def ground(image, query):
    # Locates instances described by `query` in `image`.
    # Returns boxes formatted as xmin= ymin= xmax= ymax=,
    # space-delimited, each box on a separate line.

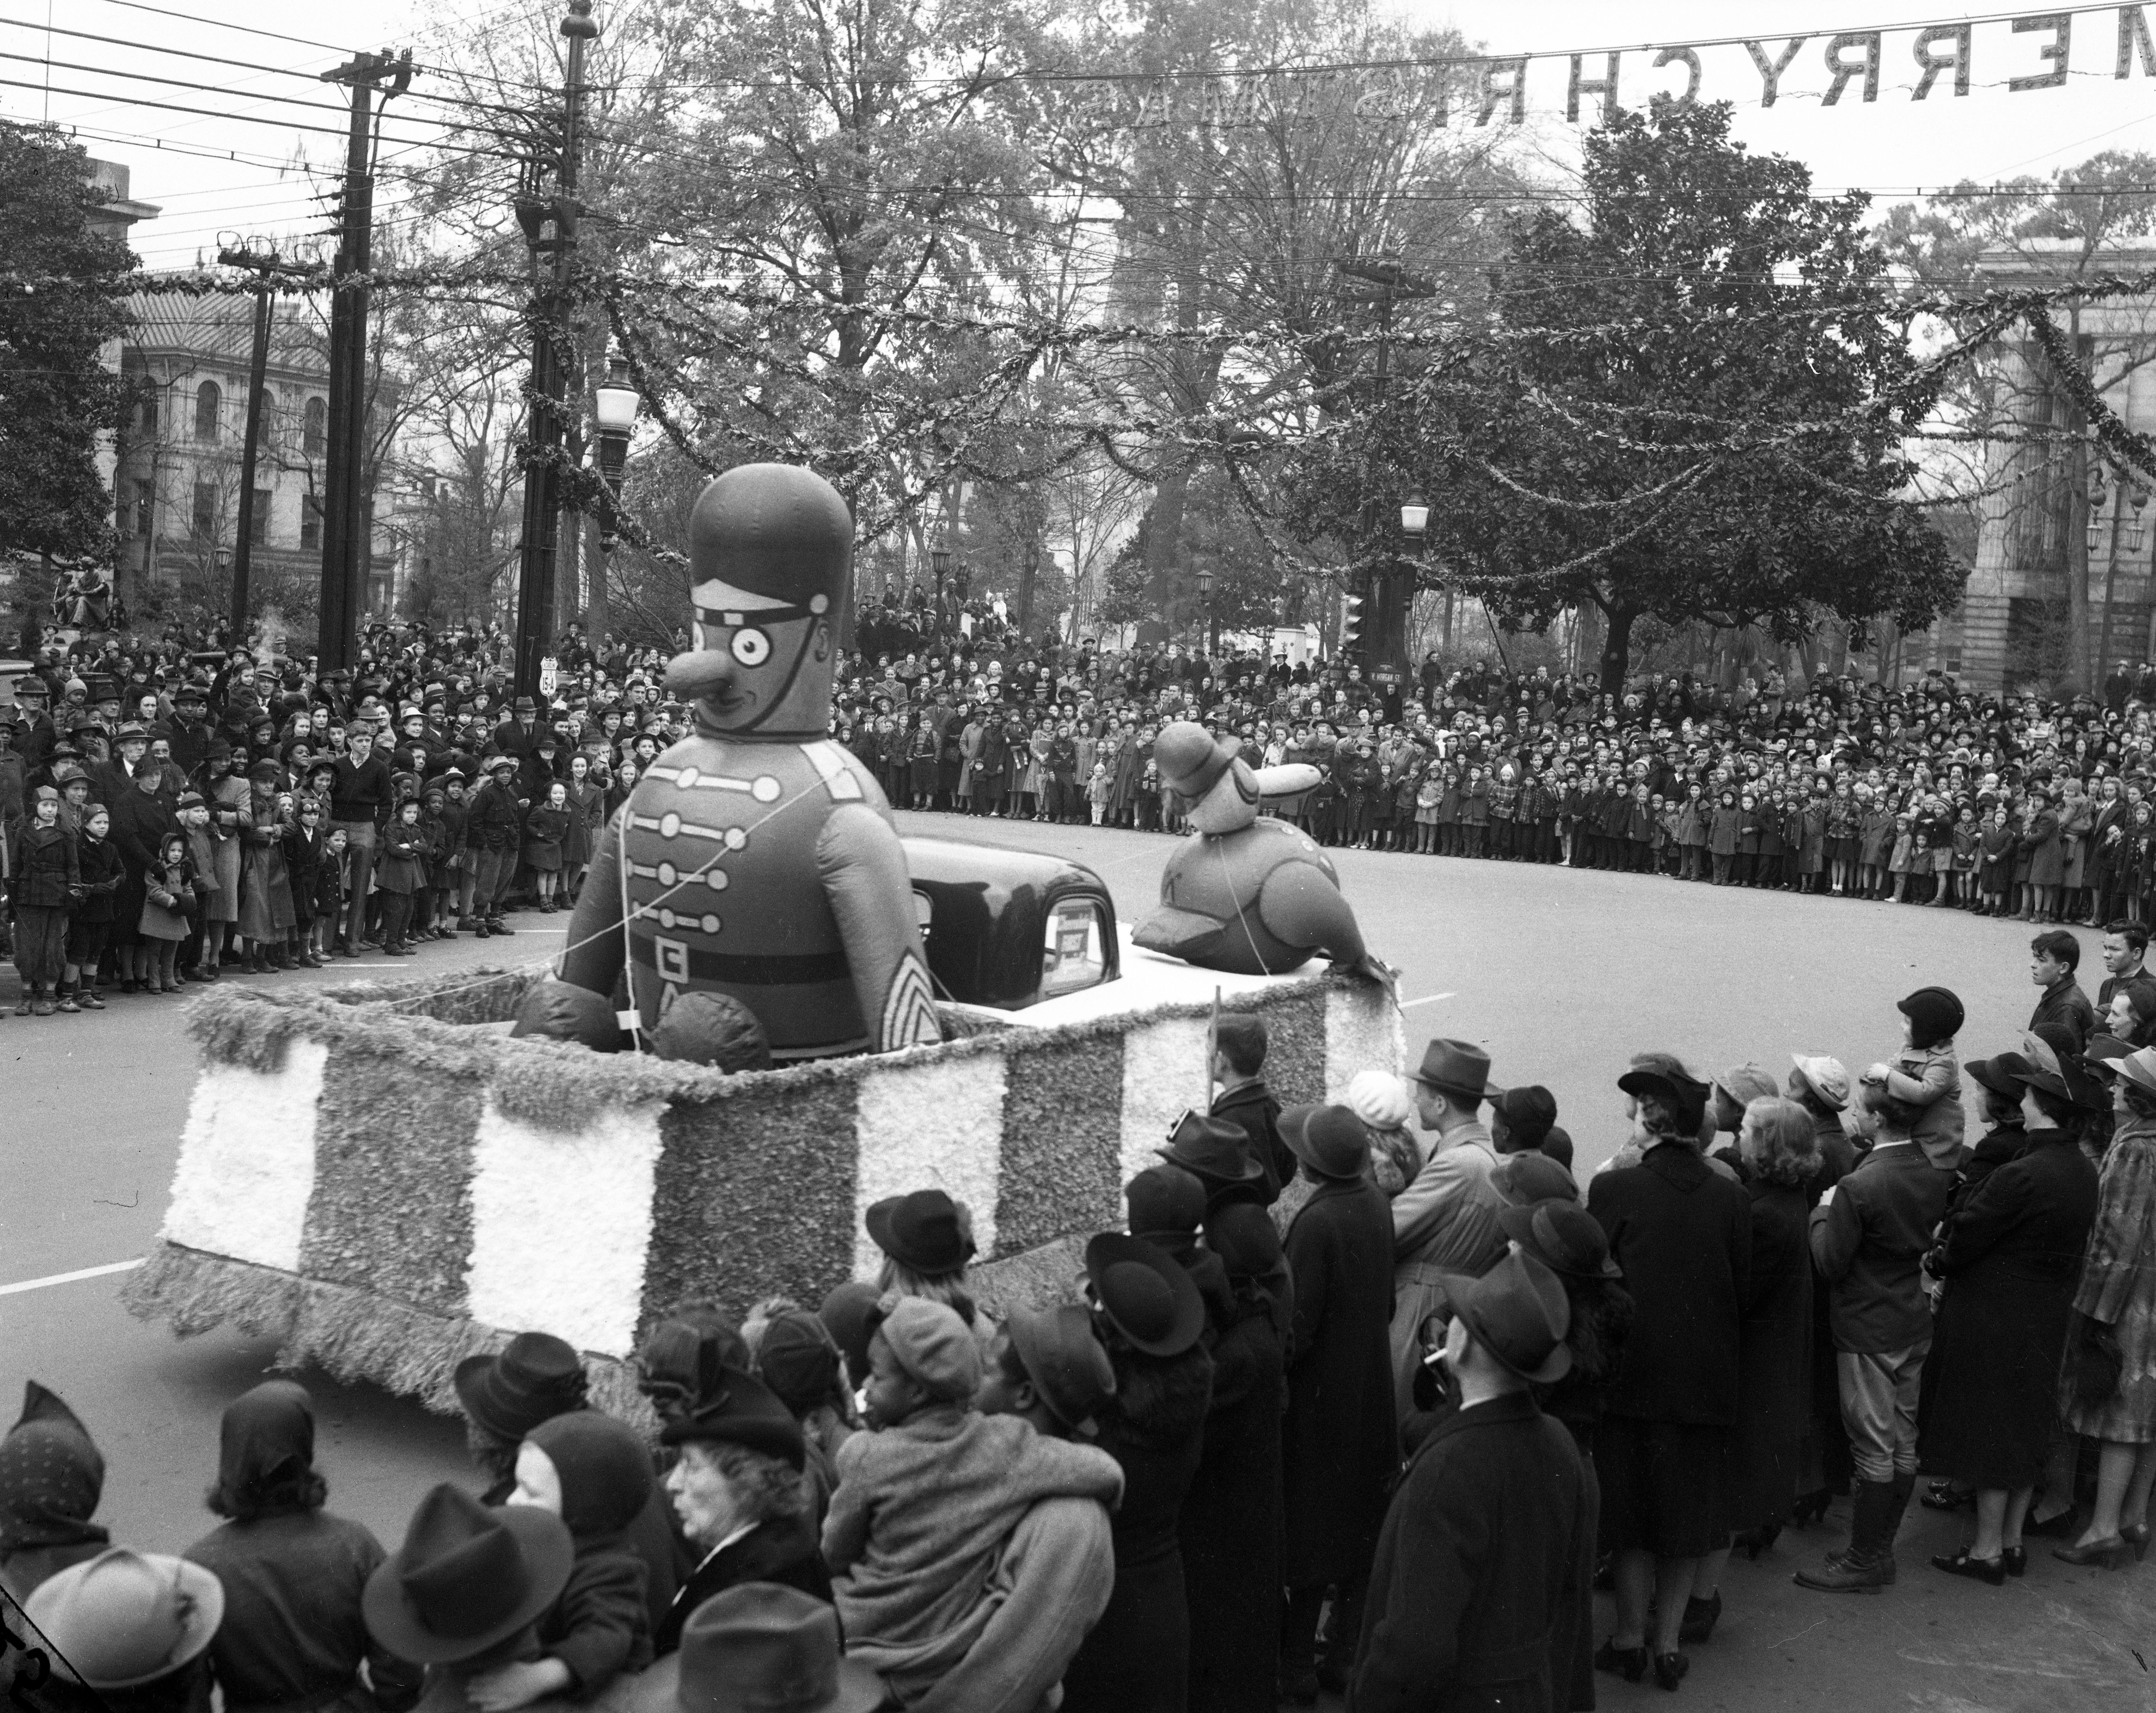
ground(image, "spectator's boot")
xmin=487 ymin=916 xmax=514 ymax=936
xmin=55 ymin=982 xmax=80 ymax=1015
xmin=1794 ymin=1479 xmax=1898 ymax=1592
xmin=79 ymin=986 xmax=106 ymax=1010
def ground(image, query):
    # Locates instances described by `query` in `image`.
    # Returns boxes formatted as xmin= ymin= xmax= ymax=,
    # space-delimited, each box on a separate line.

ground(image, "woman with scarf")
xmin=202 ymin=741 xmax=249 ymax=973
xmin=107 ymin=757 xmax=176 ymax=993
xmin=236 ymin=761 xmax=296 ymax=972
xmin=0 ymin=1383 xmax=109 ymax=1603
xmin=183 ymin=1381 xmax=421 ymax=1713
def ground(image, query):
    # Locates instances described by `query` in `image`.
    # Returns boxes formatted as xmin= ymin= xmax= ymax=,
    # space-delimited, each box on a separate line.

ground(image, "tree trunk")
xmin=1598 ymin=603 xmax=1636 ymax=695
xmin=2061 ymin=311 xmax=2094 ymax=694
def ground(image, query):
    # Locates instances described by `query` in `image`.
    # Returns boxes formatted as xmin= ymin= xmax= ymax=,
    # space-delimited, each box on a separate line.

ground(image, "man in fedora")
xmin=627 ymin=1584 xmax=883 ymax=1713
xmin=1353 ymin=1247 xmax=1590 ymax=1713
xmin=1157 ymin=1111 xmax=1268 ymax=1214
xmin=1277 ymin=1104 xmax=1396 ymax=1704
xmin=1388 ymin=1038 xmax=1508 ymax=1419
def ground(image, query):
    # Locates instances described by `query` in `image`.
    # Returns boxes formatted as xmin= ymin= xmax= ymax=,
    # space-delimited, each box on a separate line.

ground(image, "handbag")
xmin=2068 ymin=1310 xmax=2125 ymax=1412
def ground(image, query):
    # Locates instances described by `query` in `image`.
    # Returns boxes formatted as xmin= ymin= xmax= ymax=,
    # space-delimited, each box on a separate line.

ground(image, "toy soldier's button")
xmin=658 ymin=861 xmax=679 ymax=886
xmin=705 ymin=869 xmax=729 ymax=891
xmin=700 ymin=914 xmax=722 ymax=935
xmin=724 ymin=827 xmax=747 ymax=850
xmin=659 ymin=908 xmax=679 ymax=928
xmin=752 ymin=775 xmax=782 ymax=803
xmin=660 ymin=812 xmax=682 ymax=839
xmin=677 ymin=766 xmax=700 ymax=789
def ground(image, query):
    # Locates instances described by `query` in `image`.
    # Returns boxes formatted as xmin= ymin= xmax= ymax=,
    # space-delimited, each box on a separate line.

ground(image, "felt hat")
xmin=1202 ymin=1200 xmax=1284 ymax=1282
xmin=485 ymin=754 xmax=516 ymax=777
xmin=525 ymin=1411 xmax=654 ymax=1543
xmin=1789 ymin=1053 xmax=1851 ymax=1112
xmin=25 ymin=1548 xmax=224 ymax=1689
xmin=1277 ymin=1103 xmax=1369 ymax=1181
xmin=1152 ymin=720 xmax=1243 ymax=800
xmin=1489 ymin=1151 xmax=1578 ymax=1207
xmin=360 ymin=1484 xmax=573 ymax=1666
xmin=1004 ymin=1304 xmax=1116 ymax=1437
xmin=513 ymin=696 xmax=537 ymax=714
xmin=2115 ymin=1046 xmax=2156 ymax=1099
xmin=754 ymin=1311 xmax=842 ymax=1414
xmin=818 ymin=1282 xmax=882 ymax=1383
xmin=1898 ymin=985 xmax=1966 ymax=1051
xmin=1710 ymin=1063 xmax=1779 ymax=1122
xmin=864 ymin=1189 xmax=975 ymax=1274
xmin=1156 ymin=1111 xmax=1263 ymax=1186
xmin=621 ymin=1582 xmax=884 ymax=1713
xmin=112 ymin=721 xmax=148 ymax=743
xmin=1125 ymin=1164 xmax=1206 ymax=1239
xmin=1436 ymin=1247 xmax=1573 ymax=1384
xmin=1085 ymin=1232 xmax=1205 ymax=1357
xmin=1413 ymin=1038 xmax=1494 ymax=1103
xmin=657 ymin=1365 xmax=807 ymax=1468
xmin=1345 ymin=1069 xmax=1413 ymax=1130
xmin=14 ymin=675 xmax=48 ymax=698
xmin=452 ymin=1332 xmax=588 ymax=1441
xmin=247 ymin=760 xmax=282 ymax=785
xmin=1499 ymin=1200 xmax=1621 ymax=1280
xmin=1491 ymin=1084 xmax=1558 ymax=1149
xmin=32 ymin=784 xmax=57 ymax=804
xmin=872 ymin=1296 xmax=981 ymax=1400
xmin=1964 ymin=1052 xmax=2037 ymax=1102
xmin=1617 ymin=1064 xmax=1711 ymax=1136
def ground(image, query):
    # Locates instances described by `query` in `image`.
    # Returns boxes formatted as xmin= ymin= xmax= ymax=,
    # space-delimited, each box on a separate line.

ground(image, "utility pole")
xmin=317 ymin=48 xmax=411 ymax=673
xmin=512 ymin=0 xmax=598 ymax=701
xmin=219 ymin=241 xmax=312 ymax=635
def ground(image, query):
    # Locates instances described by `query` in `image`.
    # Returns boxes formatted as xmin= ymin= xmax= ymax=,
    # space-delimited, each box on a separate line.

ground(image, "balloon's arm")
xmin=817 ymin=802 xmax=941 ymax=1051
xmin=557 ymin=807 xmax=628 ymax=998
xmin=1254 ymin=762 xmax=1322 ymax=816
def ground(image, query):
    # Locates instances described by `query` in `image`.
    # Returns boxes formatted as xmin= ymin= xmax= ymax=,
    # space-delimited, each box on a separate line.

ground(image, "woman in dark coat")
xmin=1687 ymin=1098 xmax=1819 ymax=1641
xmin=1180 ymin=1204 xmax=1288 ymax=1713
xmin=1279 ymin=1104 xmax=1398 ymax=1702
xmin=1063 ymin=1235 xmax=1213 ymax=1713
xmin=107 ymin=760 xmax=176 ymax=992
xmin=1917 ymin=1060 xmax=2100 ymax=1580
xmin=1584 ymin=1065 xmax=1751 ymax=1692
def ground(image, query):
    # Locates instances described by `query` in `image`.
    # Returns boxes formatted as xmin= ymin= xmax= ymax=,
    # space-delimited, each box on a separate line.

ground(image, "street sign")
xmin=538 ymin=656 xmax=559 ymax=697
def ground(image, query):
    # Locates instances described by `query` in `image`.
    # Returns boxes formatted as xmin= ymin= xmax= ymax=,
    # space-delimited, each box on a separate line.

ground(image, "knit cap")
xmin=1345 ymin=1069 xmax=1413 ymax=1130
xmin=1898 ymin=985 xmax=1965 ymax=1050
xmin=874 ymin=1296 xmax=980 ymax=1402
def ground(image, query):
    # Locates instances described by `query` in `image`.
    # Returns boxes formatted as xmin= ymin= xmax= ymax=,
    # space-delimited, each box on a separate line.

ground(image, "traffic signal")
xmin=1340 ymin=587 xmax=1365 ymax=655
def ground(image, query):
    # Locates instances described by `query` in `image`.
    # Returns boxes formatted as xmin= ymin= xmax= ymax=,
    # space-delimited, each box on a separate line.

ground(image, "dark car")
xmin=901 ymin=835 xmax=1120 ymax=1011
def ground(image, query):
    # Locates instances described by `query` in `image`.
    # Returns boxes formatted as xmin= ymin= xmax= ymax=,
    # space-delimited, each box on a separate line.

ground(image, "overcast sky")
xmin=9 ymin=2 xmax=2156 ymax=274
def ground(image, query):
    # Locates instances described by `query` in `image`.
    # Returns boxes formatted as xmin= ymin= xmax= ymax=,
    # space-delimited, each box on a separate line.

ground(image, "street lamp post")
xmin=1196 ymin=565 xmax=1216 ymax=656
xmin=591 ymin=353 xmax=639 ymax=555
xmin=1397 ymin=497 xmax=1433 ymax=671
xmin=931 ymin=546 xmax=951 ymax=632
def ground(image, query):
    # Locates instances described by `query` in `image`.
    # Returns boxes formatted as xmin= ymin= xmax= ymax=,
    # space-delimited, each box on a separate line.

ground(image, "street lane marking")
xmin=1400 ymin=991 xmax=1456 ymax=1009
xmin=0 ymin=1259 xmax=143 ymax=1296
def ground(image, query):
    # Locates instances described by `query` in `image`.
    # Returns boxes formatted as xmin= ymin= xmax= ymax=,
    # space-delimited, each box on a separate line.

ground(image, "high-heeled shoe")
xmin=1677 ymin=1592 xmax=1721 ymax=1644
xmin=1931 ymin=1549 xmax=2005 ymax=1585
xmin=1921 ymin=1480 xmax=1972 ymax=1511
xmin=1790 ymin=1489 xmax=1833 ymax=1527
xmin=2001 ymin=1546 xmax=2027 ymax=1578
xmin=1738 ymin=1523 xmax=1781 ymax=1560
xmin=1653 ymin=1651 xmax=1690 ymax=1691
xmin=2125 ymin=1522 xmax=2152 ymax=1562
xmin=1593 ymin=1640 xmax=1647 ymax=1683
xmin=2052 ymin=1535 xmax=2134 ymax=1569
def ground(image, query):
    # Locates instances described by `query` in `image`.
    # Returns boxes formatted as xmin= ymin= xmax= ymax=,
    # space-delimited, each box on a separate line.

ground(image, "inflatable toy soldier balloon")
xmin=557 ymin=464 xmax=941 ymax=1060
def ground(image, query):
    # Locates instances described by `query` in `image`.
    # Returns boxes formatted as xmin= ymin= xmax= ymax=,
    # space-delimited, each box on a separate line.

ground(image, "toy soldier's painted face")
xmin=683 ymin=578 xmax=836 ymax=738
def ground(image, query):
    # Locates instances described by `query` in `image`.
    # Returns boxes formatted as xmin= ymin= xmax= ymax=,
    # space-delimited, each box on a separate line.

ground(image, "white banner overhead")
xmin=1081 ymin=6 xmax=2156 ymax=130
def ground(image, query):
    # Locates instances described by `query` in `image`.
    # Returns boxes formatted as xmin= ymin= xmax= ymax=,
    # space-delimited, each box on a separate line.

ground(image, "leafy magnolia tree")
xmin=1289 ymin=97 xmax=1962 ymax=693
xmin=1881 ymin=154 xmax=2156 ymax=689
xmin=0 ymin=123 xmax=137 ymax=566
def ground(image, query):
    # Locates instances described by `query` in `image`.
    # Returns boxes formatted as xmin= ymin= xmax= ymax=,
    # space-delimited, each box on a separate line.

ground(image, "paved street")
xmin=3 ymin=822 xmax=2150 ymax=1710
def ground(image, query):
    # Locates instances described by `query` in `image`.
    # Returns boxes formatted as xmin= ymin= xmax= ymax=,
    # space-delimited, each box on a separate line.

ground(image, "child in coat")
xmin=1708 ymin=790 xmax=1741 ymax=885
xmin=376 ymin=798 xmax=427 ymax=957
xmin=314 ymin=826 xmax=351 ymax=962
xmin=61 ymin=803 xmax=124 ymax=1011
xmin=1087 ymin=761 xmax=1110 ymax=826
xmin=138 ymin=832 xmax=197 ymax=993
xmin=522 ymin=783 xmax=572 ymax=911
xmin=1871 ymin=984 xmax=1966 ymax=1170
xmin=177 ymin=791 xmax=219 ymax=982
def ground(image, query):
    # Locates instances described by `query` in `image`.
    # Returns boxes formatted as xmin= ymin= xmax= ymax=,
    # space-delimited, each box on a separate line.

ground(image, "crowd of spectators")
xmin=6 ymin=955 xmax=2153 ymax=1710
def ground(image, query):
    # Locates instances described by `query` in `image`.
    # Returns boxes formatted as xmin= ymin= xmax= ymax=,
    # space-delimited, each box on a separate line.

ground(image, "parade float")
xmin=122 ymin=464 xmax=1400 ymax=1418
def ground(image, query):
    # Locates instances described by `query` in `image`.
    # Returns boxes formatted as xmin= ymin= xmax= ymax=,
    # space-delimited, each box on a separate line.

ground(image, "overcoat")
xmin=1351 ymin=1390 xmax=1591 ymax=1713
xmin=1917 ymin=1129 xmax=2099 ymax=1489
xmin=1727 ymin=1176 xmax=1813 ymax=1530
xmin=1282 ymin=1174 xmax=1397 ymax=1588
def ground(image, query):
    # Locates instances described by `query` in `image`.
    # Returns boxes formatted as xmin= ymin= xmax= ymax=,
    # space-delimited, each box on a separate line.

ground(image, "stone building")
xmin=111 ymin=290 xmax=399 ymax=624
xmin=1936 ymin=243 xmax=2156 ymax=693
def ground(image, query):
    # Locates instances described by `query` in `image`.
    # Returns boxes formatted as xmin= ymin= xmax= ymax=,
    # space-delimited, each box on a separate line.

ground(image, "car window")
xmin=1041 ymin=897 xmax=1109 ymax=997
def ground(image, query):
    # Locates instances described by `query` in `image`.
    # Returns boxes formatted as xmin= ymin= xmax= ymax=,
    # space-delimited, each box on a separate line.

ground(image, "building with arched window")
xmin=117 ymin=292 xmax=396 ymax=620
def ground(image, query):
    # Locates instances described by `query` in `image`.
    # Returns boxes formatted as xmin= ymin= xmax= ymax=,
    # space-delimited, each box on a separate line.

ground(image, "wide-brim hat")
xmin=2115 ymin=1046 xmax=2156 ymax=1099
xmin=1157 ymin=1111 xmax=1263 ymax=1186
xmin=1489 ymin=1151 xmax=1577 ymax=1208
xmin=452 ymin=1331 xmax=588 ymax=1442
xmin=1964 ymin=1052 xmax=2037 ymax=1102
xmin=657 ymin=1365 xmax=807 ymax=1470
xmin=1085 ymin=1232 xmax=1205 ymax=1357
xmin=619 ymin=1583 xmax=884 ymax=1713
xmin=1435 ymin=1247 xmax=1573 ymax=1385
xmin=1152 ymin=720 xmax=1242 ymax=800
xmin=864 ymin=1189 xmax=975 ymax=1274
xmin=1789 ymin=1053 xmax=1851 ymax=1112
xmin=361 ymin=1485 xmax=573 ymax=1665
xmin=1617 ymin=1065 xmax=1710 ymax=1135
xmin=1413 ymin=1038 xmax=1495 ymax=1103
xmin=1499 ymin=1200 xmax=1620 ymax=1279
xmin=25 ymin=1549 xmax=224 ymax=1690
xmin=1005 ymin=1304 xmax=1116 ymax=1438
xmin=1277 ymin=1103 xmax=1368 ymax=1181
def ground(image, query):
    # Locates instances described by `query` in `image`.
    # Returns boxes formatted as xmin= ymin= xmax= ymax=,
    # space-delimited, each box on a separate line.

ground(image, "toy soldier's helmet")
xmin=665 ymin=463 xmax=852 ymax=738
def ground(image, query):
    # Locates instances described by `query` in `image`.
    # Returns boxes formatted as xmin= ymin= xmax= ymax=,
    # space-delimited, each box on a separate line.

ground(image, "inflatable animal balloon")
xmin=1133 ymin=720 xmax=1390 ymax=984
xmin=557 ymin=463 xmax=941 ymax=1060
